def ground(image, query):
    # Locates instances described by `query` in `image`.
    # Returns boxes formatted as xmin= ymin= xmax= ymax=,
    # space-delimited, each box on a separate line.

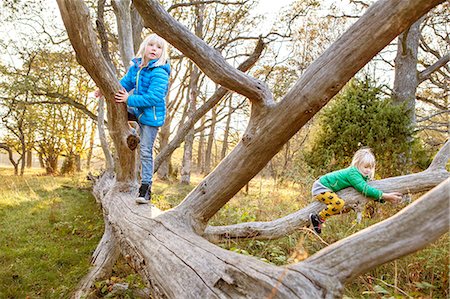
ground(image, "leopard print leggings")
xmin=315 ymin=191 xmax=346 ymax=220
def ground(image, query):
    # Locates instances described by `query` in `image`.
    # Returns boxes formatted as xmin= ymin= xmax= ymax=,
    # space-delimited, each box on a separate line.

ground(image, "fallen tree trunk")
xmin=73 ymin=171 xmax=118 ymax=298
xmin=55 ymin=0 xmax=447 ymax=297
xmin=88 ymin=174 xmax=449 ymax=298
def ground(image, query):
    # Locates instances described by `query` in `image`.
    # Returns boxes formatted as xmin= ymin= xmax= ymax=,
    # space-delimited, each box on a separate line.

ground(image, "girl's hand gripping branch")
xmin=382 ymin=192 xmax=403 ymax=204
xmin=115 ymin=88 xmax=129 ymax=103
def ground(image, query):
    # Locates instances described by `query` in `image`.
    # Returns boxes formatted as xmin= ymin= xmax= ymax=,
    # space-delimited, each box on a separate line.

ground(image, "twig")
xmin=298 ymin=227 xmax=330 ymax=246
xmin=374 ymin=277 xmax=412 ymax=298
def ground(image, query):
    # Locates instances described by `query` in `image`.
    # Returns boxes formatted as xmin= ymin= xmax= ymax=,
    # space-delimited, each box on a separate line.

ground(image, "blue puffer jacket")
xmin=120 ymin=58 xmax=170 ymax=127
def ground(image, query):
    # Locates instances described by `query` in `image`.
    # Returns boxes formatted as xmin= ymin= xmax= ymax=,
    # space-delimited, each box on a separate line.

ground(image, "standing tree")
xmin=56 ymin=0 xmax=448 ymax=297
xmin=0 ymin=101 xmax=27 ymax=176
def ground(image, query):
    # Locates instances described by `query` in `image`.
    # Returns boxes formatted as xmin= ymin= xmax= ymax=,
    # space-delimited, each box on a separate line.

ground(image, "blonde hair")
xmin=135 ymin=33 xmax=169 ymax=67
xmin=351 ymin=148 xmax=376 ymax=179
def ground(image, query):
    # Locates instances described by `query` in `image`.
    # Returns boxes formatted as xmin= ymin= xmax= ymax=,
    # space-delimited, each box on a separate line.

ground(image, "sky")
xmin=256 ymin=0 xmax=296 ymax=14
xmin=253 ymin=0 xmax=296 ymax=32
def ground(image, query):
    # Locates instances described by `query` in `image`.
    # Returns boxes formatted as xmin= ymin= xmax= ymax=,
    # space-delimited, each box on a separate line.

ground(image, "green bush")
xmin=304 ymin=78 xmax=424 ymax=178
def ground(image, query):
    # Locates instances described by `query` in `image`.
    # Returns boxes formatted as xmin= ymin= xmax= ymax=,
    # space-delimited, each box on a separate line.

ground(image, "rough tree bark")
xmin=393 ymin=17 xmax=423 ymax=125
xmin=56 ymin=0 xmax=447 ymax=298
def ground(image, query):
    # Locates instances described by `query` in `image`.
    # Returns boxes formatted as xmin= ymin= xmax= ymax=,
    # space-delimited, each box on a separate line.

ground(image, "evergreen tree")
xmin=305 ymin=78 xmax=421 ymax=178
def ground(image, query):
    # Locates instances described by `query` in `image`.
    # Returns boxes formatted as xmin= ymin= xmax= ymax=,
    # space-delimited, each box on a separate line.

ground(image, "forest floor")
xmin=0 ymin=167 xmax=447 ymax=298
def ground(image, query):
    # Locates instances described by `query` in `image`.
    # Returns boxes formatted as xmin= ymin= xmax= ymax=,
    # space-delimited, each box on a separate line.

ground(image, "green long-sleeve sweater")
xmin=319 ymin=166 xmax=384 ymax=201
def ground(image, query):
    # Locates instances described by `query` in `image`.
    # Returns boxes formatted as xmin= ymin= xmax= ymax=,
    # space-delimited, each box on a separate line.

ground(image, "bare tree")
xmin=56 ymin=0 xmax=447 ymax=297
xmin=0 ymin=107 xmax=26 ymax=176
xmin=220 ymin=96 xmax=233 ymax=160
xmin=0 ymin=143 xmax=20 ymax=175
xmin=181 ymin=63 xmax=201 ymax=184
xmin=393 ymin=12 xmax=450 ymax=127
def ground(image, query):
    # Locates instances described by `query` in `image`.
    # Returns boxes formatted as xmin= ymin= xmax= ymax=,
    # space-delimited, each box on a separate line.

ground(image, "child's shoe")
xmin=136 ymin=184 xmax=152 ymax=204
xmin=309 ymin=213 xmax=325 ymax=234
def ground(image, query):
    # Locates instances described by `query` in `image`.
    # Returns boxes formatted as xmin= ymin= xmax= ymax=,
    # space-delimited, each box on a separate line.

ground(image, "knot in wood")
xmin=330 ymin=83 xmax=342 ymax=92
xmin=241 ymin=133 xmax=252 ymax=145
xmin=200 ymin=181 xmax=207 ymax=194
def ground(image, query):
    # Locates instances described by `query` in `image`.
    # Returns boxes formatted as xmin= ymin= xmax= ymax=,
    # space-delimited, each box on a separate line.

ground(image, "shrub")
xmin=304 ymin=78 xmax=424 ymax=178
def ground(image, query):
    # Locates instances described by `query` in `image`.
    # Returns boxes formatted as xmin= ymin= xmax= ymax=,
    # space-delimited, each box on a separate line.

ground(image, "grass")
xmin=0 ymin=167 xmax=447 ymax=298
xmin=0 ymin=167 xmax=104 ymax=298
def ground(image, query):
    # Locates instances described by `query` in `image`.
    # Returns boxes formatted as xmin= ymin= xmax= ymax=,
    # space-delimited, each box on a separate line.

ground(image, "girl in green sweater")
xmin=309 ymin=148 xmax=402 ymax=234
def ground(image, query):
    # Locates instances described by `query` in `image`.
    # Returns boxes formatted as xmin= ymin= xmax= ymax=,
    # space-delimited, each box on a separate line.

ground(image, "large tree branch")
xmin=154 ymin=38 xmax=266 ymax=171
xmin=418 ymin=53 xmax=450 ymax=83
xmin=172 ymin=0 xmax=445 ymax=228
xmin=132 ymin=0 xmax=273 ymax=105
xmin=57 ymin=0 xmax=137 ymax=182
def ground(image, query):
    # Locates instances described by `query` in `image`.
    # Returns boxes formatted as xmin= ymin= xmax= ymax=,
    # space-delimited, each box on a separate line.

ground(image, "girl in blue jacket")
xmin=98 ymin=34 xmax=171 ymax=204
xmin=309 ymin=148 xmax=402 ymax=234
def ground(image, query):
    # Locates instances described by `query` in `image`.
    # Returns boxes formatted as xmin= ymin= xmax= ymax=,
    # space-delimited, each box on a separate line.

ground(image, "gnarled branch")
xmin=204 ymin=140 xmax=450 ymax=242
xmin=418 ymin=53 xmax=450 ymax=83
xmin=133 ymin=0 xmax=273 ymax=105
xmin=173 ymin=0 xmax=445 ymax=226
xmin=57 ymin=0 xmax=137 ymax=182
xmin=154 ymin=38 xmax=266 ymax=171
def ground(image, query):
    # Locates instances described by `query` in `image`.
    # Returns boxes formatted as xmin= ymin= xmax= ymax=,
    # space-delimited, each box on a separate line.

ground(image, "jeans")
xmin=139 ymin=124 xmax=159 ymax=188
